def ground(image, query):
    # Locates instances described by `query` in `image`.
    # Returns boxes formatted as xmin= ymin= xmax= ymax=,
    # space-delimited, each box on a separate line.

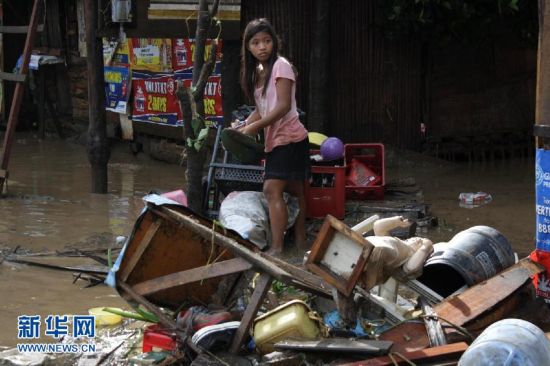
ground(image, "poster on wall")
xmin=533 ymin=149 xmax=550 ymax=301
xmin=104 ymin=66 xmax=131 ymax=114
xmin=103 ymin=38 xmax=131 ymax=66
xmin=131 ymin=71 xmax=182 ymax=125
xmin=130 ymin=38 xmax=172 ymax=72
xmin=172 ymin=38 xmax=223 ymax=75
xmin=536 ymin=148 xmax=550 ymax=252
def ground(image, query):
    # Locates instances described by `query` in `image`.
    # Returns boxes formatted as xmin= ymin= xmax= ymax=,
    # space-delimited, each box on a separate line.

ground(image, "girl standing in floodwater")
xmin=238 ymin=18 xmax=309 ymax=255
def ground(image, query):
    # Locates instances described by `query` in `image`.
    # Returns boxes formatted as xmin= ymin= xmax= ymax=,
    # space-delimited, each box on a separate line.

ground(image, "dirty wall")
xmin=242 ymin=0 xmax=536 ymax=151
xmin=21 ymin=0 xmax=535 ymax=151
xmin=428 ymin=40 xmax=536 ymax=139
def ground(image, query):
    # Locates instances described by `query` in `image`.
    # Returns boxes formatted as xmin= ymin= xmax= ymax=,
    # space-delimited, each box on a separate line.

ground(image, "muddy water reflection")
xmin=0 ymin=134 xmax=186 ymax=347
xmin=389 ymin=152 xmax=535 ymax=256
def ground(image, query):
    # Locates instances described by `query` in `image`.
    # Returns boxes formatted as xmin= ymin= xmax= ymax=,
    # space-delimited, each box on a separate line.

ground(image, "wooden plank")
xmin=150 ymin=205 xmax=292 ymax=282
xmin=0 ymin=72 xmax=26 ymax=82
xmin=119 ymin=220 xmax=161 ymax=281
xmin=132 ymin=257 xmax=252 ymax=296
xmin=117 ymin=280 xmax=178 ymax=331
xmin=260 ymin=253 xmax=332 ymax=297
xmin=0 ymin=25 xmax=44 ymax=33
xmin=433 ymin=258 xmax=544 ymax=327
xmin=274 ymin=338 xmax=393 ymax=355
xmin=230 ymin=272 xmax=272 ymax=354
xmin=339 ymin=342 xmax=469 ymax=366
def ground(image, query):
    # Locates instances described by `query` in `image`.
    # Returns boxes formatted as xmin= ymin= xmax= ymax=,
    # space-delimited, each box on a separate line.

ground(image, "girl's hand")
xmin=241 ymin=123 xmax=260 ymax=136
xmin=231 ymin=119 xmax=246 ymax=129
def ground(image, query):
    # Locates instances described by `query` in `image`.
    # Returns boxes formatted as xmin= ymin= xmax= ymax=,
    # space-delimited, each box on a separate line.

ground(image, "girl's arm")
xmin=232 ymin=109 xmax=260 ymax=129
xmin=241 ymin=78 xmax=292 ymax=136
xmin=245 ymin=109 xmax=261 ymax=125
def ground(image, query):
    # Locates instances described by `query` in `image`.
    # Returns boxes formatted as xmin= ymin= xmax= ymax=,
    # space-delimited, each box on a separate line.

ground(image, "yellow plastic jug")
xmin=252 ymin=300 xmax=322 ymax=354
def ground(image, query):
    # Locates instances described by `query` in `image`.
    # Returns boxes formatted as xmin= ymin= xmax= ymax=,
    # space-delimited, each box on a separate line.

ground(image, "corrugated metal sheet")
xmin=241 ymin=0 xmax=423 ymax=149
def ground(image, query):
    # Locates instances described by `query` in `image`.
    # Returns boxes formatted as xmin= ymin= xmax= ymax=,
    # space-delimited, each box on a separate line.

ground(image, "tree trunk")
xmin=183 ymin=0 xmax=219 ymax=213
xmin=85 ymin=0 xmax=109 ymax=193
xmin=308 ymin=0 xmax=330 ymax=133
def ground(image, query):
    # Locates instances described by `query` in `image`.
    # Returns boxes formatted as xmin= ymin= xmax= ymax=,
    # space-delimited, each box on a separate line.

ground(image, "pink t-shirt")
xmin=254 ymin=57 xmax=308 ymax=152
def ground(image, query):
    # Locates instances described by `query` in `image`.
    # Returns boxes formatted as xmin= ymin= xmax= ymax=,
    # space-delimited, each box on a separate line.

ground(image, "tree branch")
xmin=193 ymin=42 xmax=218 ymax=102
xmin=209 ymin=0 xmax=221 ymax=19
xmin=193 ymin=0 xmax=211 ymax=86
xmin=176 ymin=81 xmax=194 ymax=139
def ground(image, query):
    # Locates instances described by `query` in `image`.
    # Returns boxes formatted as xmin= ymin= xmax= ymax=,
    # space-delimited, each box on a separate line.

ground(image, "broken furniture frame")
xmin=115 ymin=202 xmax=332 ymax=355
xmin=306 ymin=215 xmax=374 ymax=296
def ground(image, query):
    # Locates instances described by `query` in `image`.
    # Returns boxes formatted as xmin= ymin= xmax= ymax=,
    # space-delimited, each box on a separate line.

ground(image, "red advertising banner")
xmin=172 ymin=39 xmax=222 ymax=75
xmin=132 ymin=72 xmax=182 ymax=125
xmin=132 ymin=71 xmax=223 ymax=126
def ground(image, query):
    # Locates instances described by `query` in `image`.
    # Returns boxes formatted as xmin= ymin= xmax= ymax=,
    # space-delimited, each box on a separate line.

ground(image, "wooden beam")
xmin=433 ymin=258 xmax=544 ymax=327
xmin=260 ymin=253 xmax=332 ymax=298
xmin=149 ymin=205 xmax=292 ymax=282
xmin=119 ymin=220 xmax=161 ymax=281
xmin=0 ymin=72 xmax=26 ymax=83
xmin=0 ymin=25 xmax=44 ymax=33
xmin=132 ymin=257 xmax=252 ymax=296
xmin=117 ymin=280 xmax=178 ymax=330
xmin=230 ymin=272 xmax=272 ymax=354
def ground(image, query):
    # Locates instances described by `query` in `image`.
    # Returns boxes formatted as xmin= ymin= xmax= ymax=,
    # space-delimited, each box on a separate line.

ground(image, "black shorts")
xmin=264 ymin=137 xmax=310 ymax=181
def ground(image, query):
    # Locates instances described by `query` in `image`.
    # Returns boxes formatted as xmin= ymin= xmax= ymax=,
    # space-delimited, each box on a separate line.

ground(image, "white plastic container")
xmin=458 ymin=319 xmax=550 ymax=366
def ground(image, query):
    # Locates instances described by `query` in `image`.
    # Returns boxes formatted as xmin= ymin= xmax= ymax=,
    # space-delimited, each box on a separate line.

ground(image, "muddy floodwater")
xmin=0 ymin=133 xmax=536 ymax=348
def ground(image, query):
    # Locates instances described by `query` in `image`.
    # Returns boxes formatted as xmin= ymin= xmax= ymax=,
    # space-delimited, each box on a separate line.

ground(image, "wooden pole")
xmin=84 ymin=0 xmax=109 ymax=193
xmin=536 ymin=0 xmax=550 ymax=148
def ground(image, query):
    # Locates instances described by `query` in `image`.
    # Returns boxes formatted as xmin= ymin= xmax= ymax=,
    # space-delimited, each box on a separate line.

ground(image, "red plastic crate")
xmin=142 ymin=324 xmax=177 ymax=352
xmin=344 ymin=143 xmax=385 ymax=200
xmin=305 ymin=164 xmax=346 ymax=219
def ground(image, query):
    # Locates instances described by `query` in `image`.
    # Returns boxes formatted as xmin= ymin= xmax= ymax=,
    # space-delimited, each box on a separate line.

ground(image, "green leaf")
xmin=508 ymin=0 xmax=519 ymax=11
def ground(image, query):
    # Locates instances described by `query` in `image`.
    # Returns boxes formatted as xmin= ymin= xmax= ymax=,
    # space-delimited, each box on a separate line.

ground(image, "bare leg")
xmin=263 ymin=179 xmax=287 ymax=254
xmin=286 ymin=180 xmax=308 ymax=249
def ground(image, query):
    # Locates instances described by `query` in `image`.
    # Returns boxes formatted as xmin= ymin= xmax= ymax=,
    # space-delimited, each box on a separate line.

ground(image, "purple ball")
xmin=320 ymin=137 xmax=344 ymax=161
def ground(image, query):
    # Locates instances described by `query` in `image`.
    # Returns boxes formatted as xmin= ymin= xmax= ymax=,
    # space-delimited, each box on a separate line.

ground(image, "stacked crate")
xmin=305 ymin=143 xmax=385 ymax=219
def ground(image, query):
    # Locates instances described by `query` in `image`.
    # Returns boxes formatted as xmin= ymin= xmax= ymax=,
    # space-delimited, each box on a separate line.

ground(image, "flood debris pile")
xmin=3 ymin=194 xmax=550 ymax=365
xmin=97 ymin=195 xmax=550 ymax=365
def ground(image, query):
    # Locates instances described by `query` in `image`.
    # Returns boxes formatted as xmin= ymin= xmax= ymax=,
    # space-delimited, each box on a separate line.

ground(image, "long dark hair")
xmin=240 ymin=18 xmax=280 ymax=104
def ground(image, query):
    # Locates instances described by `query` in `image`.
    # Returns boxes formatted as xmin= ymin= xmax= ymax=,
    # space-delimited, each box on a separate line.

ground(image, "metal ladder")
xmin=0 ymin=0 xmax=43 ymax=193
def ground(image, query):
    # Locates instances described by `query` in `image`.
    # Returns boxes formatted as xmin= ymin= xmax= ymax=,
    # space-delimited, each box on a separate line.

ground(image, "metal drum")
xmin=418 ymin=226 xmax=515 ymax=297
xmin=458 ymin=319 xmax=550 ymax=366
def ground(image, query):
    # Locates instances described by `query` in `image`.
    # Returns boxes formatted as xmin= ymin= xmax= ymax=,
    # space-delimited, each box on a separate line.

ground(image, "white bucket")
xmin=458 ymin=319 xmax=550 ymax=366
